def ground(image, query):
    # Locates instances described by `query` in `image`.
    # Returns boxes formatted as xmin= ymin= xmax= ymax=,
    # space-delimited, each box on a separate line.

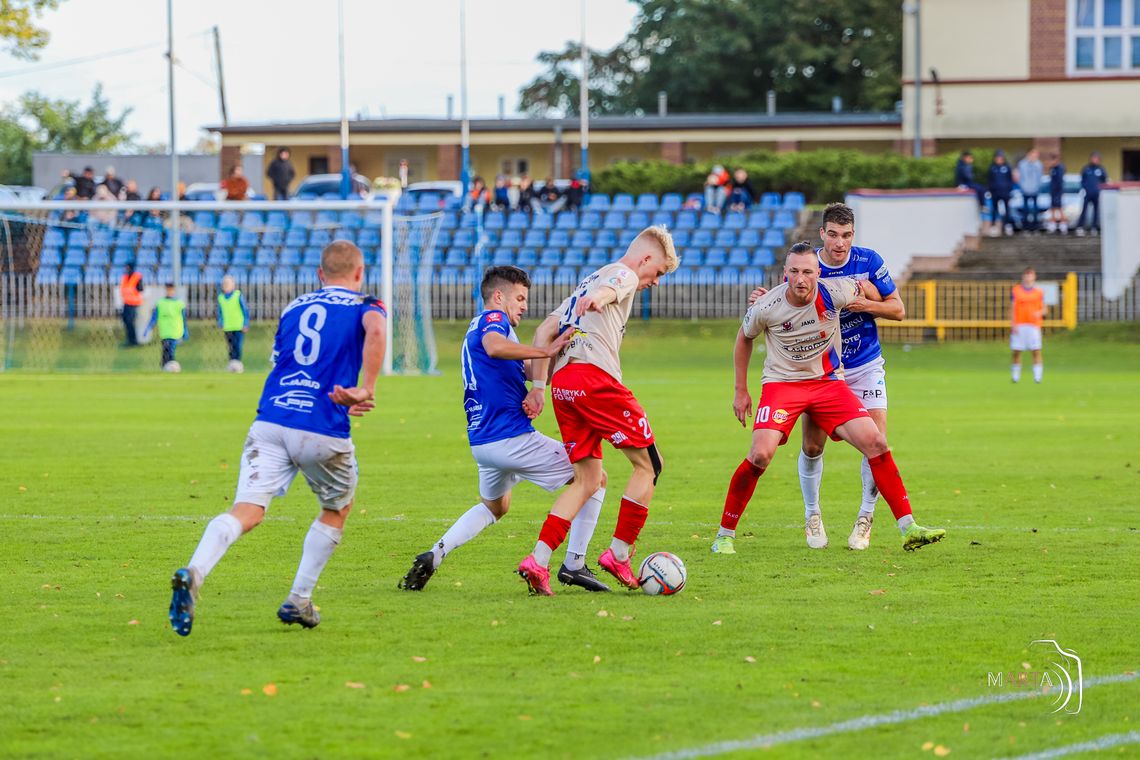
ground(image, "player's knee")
xmin=863 ymin=433 xmax=889 ymax=458
xmin=801 ymin=440 xmax=825 ymax=458
xmin=599 ymin=469 xmax=609 ymax=490
xmin=746 ymin=448 xmax=773 ymax=470
xmin=646 ymin=444 xmax=663 ymax=485
xmin=483 ymin=497 xmax=509 ymax=519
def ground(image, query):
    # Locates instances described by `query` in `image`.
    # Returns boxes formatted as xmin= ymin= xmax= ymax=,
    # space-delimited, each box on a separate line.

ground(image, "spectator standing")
xmin=100 ymin=166 xmax=123 ymax=198
xmin=1046 ymin=154 xmax=1067 ymax=234
xmin=703 ymin=164 xmax=730 ymax=212
xmin=398 ymin=159 xmax=409 ymax=188
xmin=987 ymin=150 xmax=1016 ymax=236
xmin=954 ymin=150 xmax=986 ymax=209
xmin=217 ymin=274 xmax=249 ymax=373
xmin=492 ymin=175 xmax=512 ymax=211
xmin=144 ymin=283 xmax=189 ymax=371
xmin=122 ymin=180 xmax=143 ymax=225
xmin=517 ymin=174 xmax=539 ymax=213
xmin=266 ymin=148 xmax=295 ymax=200
xmin=118 ymin=262 xmax=144 ymax=347
xmin=564 ymin=178 xmax=584 ymax=212
xmin=1076 ymin=151 xmax=1108 ymax=236
xmin=221 ymin=165 xmax=249 ymax=201
xmin=727 ymin=168 xmax=756 ymax=211
xmin=145 ymin=186 xmax=165 ymax=228
xmin=74 ymin=166 xmax=96 ymax=200
xmin=1016 ymin=149 xmax=1044 ymax=232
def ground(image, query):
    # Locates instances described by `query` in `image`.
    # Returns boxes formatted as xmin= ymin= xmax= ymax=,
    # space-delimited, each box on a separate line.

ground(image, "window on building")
xmin=1070 ymin=0 xmax=1140 ymax=72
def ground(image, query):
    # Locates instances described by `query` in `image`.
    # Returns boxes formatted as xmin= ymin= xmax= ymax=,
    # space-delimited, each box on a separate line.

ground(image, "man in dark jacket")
xmin=73 ymin=166 xmax=96 ymax=200
xmin=1046 ymin=155 xmax=1067 ymax=234
xmin=266 ymin=147 xmax=295 ymax=201
xmin=100 ymin=166 xmax=124 ymax=198
xmin=1076 ymin=152 xmax=1108 ymax=236
xmin=954 ymin=151 xmax=986 ymax=209
xmin=987 ymin=150 xmax=1015 ymax=236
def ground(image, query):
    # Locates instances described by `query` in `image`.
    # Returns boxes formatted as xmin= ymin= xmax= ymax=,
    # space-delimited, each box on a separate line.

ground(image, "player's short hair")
xmin=480 ymin=265 xmax=530 ymax=301
xmin=634 ymin=225 xmax=680 ymax=273
xmin=1023 ymin=266 xmax=1036 ymax=276
xmin=320 ymin=240 xmax=364 ymax=277
xmin=784 ymin=241 xmax=815 ymax=265
xmin=821 ymin=202 xmax=855 ymax=229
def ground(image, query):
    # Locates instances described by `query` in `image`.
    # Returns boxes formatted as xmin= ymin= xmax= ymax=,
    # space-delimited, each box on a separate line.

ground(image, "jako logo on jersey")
xmin=773 ymin=408 xmax=789 ymax=424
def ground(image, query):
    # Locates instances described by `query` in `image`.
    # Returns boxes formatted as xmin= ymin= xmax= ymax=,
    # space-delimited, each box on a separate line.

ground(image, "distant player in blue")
xmin=399 ymin=266 xmax=610 ymax=592
xmin=169 ymin=241 xmax=387 ymax=636
xmin=748 ymin=203 xmax=905 ymax=551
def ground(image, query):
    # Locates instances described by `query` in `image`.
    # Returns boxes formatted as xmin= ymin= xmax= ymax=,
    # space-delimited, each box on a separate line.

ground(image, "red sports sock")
xmin=613 ymin=497 xmax=649 ymax=545
xmin=868 ymin=451 xmax=912 ymax=520
xmin=721 ymin=459 xmax=765 ymax=531
xmin=538 ymin=514 xmax=572 ymax=552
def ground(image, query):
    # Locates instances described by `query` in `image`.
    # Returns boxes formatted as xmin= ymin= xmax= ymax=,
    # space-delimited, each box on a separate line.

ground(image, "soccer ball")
xmin=227 ymin=359 xmax=245 ymax=373
xmin=638 ymin=551 xmax=686 ymax=596
xmin=163 ymin=360 xmax=182 ymax=373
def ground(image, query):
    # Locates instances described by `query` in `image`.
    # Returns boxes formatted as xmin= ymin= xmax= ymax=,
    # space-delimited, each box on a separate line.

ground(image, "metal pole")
xmin=212 ymin=25 xmax=228 ymax=126
xmin=381 ymin=200 xmax=393 ymax=375
xmin=338 ymin=0 xmax=351 ymax=198
xmin=913 ymin=0 xmax=922 ymax=158
xmin=167 ymin=0 xmax=181 ymax=288
xmin=578 ymin=0 xmax=589 ymax=184
xmin=459 ymin=0 xmax=471 ymax=198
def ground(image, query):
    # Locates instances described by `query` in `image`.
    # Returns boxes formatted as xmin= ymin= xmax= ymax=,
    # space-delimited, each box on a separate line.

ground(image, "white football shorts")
xmin=470 ymin=431 xmax=574 ymax=500
xmin=1010 ymin=324 xmax=1043 ymax=352
xmin=844 ymin=356 xmax=888 ymax=411
xmin=234 ymin=420 xmax=358 ymax=511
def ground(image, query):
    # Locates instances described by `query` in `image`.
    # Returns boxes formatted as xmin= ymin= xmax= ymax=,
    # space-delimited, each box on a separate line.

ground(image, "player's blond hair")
xmin=320 ymin=240 xmax=364 ymax=277
xmin=634 ymin=225 xmax=680 ymax=273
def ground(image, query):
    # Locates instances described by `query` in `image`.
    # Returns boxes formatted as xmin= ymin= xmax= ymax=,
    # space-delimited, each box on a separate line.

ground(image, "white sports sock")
xmin=897 ymin=514 xmax=915 ymax=533
xmin=608 ymin=538 xmax=632 ymax=562
xmin=859 ymin=456 xmax=879 ymax=514
xmin=717 ymin=527 xmax=736 ymax=538
xmin=532 ymin=540 xmax=553 ymax=567
xmin=188 ymin=513 xmax=243 ymax=580
xmin=432 ymin=503 xmax=496 ymax=569
xmin=290 ymin=519 xmax=343 ymax=599
xmin=1033 ymin=363 xmax=1043 ymax=383
xmin=564 ymin=488 xmax=604 ymax=570
xmin=1011 ymin=364 xmax=1022 ymax=383
xmin=798 ymin=451 xmax=824 ymax=519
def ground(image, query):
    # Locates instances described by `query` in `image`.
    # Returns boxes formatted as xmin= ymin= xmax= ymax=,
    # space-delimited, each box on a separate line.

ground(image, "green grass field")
xmin=1 ymin=321 xmax=1138 ymax=759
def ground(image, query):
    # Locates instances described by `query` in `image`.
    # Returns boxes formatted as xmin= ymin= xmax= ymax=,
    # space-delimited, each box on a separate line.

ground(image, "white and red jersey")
xmin=550 ymin=263 xmax=639 ymax=383
xmin=741 ymin=277 xmax=861 ymax=383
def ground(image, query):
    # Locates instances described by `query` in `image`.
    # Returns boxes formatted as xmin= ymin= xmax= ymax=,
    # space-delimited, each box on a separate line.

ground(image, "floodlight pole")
xmin=459 ymin=0 xmax=471 ymax=199
xmin=338 ymin=0 xmax=351 ymax=198
xmin=578 ymin=0 xmax=589 ymax=185
xmin=167 ymin=0 xmax=181 ymax=287
xmin=906 ymin=0 xmax=923 ymax=158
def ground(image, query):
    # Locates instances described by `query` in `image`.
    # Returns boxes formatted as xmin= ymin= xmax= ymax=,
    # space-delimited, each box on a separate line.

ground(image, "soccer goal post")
xmin=0 ymin=198 xmax=441 ymax=374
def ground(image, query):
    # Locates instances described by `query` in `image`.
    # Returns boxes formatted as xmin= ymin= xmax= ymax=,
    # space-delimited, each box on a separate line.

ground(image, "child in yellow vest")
xmin=144 ymin=283 xmax=188 ymax=372
xmin=216 ymin=275 xmax=249 ymax=373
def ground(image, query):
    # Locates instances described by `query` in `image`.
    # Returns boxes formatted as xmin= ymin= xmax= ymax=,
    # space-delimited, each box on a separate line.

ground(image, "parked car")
xmin=1009 ymin=173 xmax=1083 ymax=229
xmin=294 ymin=173 xmax=371 ymax=200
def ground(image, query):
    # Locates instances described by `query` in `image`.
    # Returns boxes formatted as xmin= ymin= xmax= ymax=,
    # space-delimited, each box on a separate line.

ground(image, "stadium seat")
xmin=523 ymin=230 xmax=546 ymax=248
xmin=184 ymin=248 xmax=205 ymax=268
xmin=445 ymin=248 xmax=467 ymax=266
xmin=278 ymin=248 xmax=301 ymax=267
xmin=627 ymin=211 xmax=650 ymax=229
xmin=67 ymin=230 xmax=90 ymax=248
xmin=570 ymin=230 xmax=593 ymax=248
xmin=603 ymin=211 xmax=626 ymax=230
xmin=264 ymin=210 xmax=289 ymax=230
xmin=36 ymin=266 xmax=60 ymax=285
xmin=661 ymin=193 xmax=683 ymax=211
xmin=237 ymin=230 xmax=261 ymax=247
xmin=460 ymin=213 xmax=480 ymax=229
xmin=515 ymin=248 xmax=537 ymax=267
xmin=651 ymin=211 xmax=674 ymax=228
xmin=727 ymin=248 xmax=750 ymax=267
xmin=437 ymin=212 xmax=458 ymax=231
xmin=452 ymin=229 xmax=476 ymax=248
xmin=530 ymin=213 xmax=553 ymax=230
xmin=87 ymin=248 xmax=110 ymax=267
xmin=618 ymin=230 xmax=637 ymax=248
xmin=483 ymin=230 xmax=501 ymax=247
xmin=229 ymin=247 xmax=253 ymax=266
xmin=43 ymin=229 xmax=66 ymax=248
xmin=89 ymin=228 xmax=114 ymax=247
xmin=723 ymin=212 xmax=746 ymax=230
xmin=704 ymin=248 xmax=727 ymax=267
xmin=694 ymin=267 xmax=717 ymax=285
xmin=62 ymin=248 xmax=86 ymax=267
xmin=40 ymin=247 xmax=63 ymax=267
xmin=241 ymin=211 xmax=265 ymax=229
xmin=202 ymin=266 xmax=226 ymax=283
xmin=762 ymin=230 xmax=785 ymax=248
xmin=206 ymin=247 xmax=229 ymax=266
xmin=491 ymin=248 xmax=514 ymax=266
xmin=193 ymin=211 xmax=217 ymax=228
xmin=538 ymin=248 xmax=562 ymax=267
xmin=562 ymin=248 xmax=585 ymax=267
xmin=586 ymin=247 xmax=610 ymax=267
xmin=301 ymin=247 xmax=322 ymax=267
xmin=188 ymin=230 xmax=213 ymax=248
xmin=554 ymin=267 xmax=579 ymax=285
xmin=60 ymin=267 xmax=82 ymax=285
xmin=670 ymin=268 xmax=692 ymax=285
xmin=214 ymin=230 xmax=236 ymax=248
xmin=636 ymin=193 xmax=659 ymax=211
xmin=675 ymin=212 xmax=698 ymax=230
xmin=501 ymin=230 xmax=523 ymax=248
xmin=717 ymin=268 xmax=741 ymax=285
xmin=555 ymin=212 xmax=578 ymax=230
xmin=136 ymin=248 xmax=159 ymax=268
xmin=783 ymin=192 xmax=805 ymax=210
xmin=530 ymin=266 xmax=553 ymax=284
xmin=698 ymin=213 xmax=721 ymax=230
xmin=273 ymin=267 xmax=297 ymax=286
xmin=140 ymin=229 xmax=162 ymax=247
xmin=714 ymin=230 xmax=737 ymax=248
xmin=772 ymin=210 xmax=796 ymax=230
xmin=548 ymin=230 xmax=571 ymax=248
xmin=692 ymin=230 xmax=714 ymax=248
xmin=738 ymin=229 xmax=762 ymax=247
xmin=741 ymin=267 xmax=764 ymax=284
xmin=483 ymin=213 xmax=505 ymax=230
xmin=752 ymin=248 xmax=776 ymax=267
xmin=671 ymin=230 xmax=691 ymax=248
xmin=612 ymin=193 xmax=634 ymax=211
xmin=246 ymin=268 xmax=271 ymax=285
xmin=217 ymin=211 xmax=241 ymax=231
xmin=507 ymin=212 xmax=529 ymax=230
xmin=759 ymin=192 xmax=782 ymax=210
xmin=747 ymin=211 xmax=771 ymax=229
xmin=586 ymin=194 xmax=610 ymax=211
xmin=435 ymin=230 xmax=452 ymax=249
xmin=309 ymin=229 xmax=332 ymax=247
xmin=255 ymin=248 xmax=278 ymax=267
xmin=579 ymin=212 xmax=602 ymax=230
xmin=180 ymin=268 xmax=202 ymax=285
xmin=595 ymin=229 xmax=618 ymax=248
xmin=679 ymin=250 xmax=702 ymax=267
xmin=358 ymin=229 xmax=381 ymax=248
xmin=114 ymin=229 xmax=139 ymax=247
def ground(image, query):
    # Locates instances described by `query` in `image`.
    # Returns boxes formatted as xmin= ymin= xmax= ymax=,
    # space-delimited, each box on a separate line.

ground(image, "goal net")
xmin=0 ymin=198 xmax=442 ymax=374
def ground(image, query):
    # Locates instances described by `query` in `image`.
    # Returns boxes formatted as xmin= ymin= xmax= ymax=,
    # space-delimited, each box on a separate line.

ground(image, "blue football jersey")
xmin=256 ymin=286 xmax=385 ymax=439
xmin=461 ymin=309 xmax=534 ymax=446
xmin=816 ymin=246 xmax=897 ymax=370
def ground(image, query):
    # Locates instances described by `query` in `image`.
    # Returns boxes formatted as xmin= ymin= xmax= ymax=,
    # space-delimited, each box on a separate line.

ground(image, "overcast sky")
xmin=0 ymin=0 xmax=637 ymax=152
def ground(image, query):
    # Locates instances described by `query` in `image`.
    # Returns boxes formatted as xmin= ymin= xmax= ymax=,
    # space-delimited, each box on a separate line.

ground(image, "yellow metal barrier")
xmin=878 ymin=272 xmax=1078 ymax=342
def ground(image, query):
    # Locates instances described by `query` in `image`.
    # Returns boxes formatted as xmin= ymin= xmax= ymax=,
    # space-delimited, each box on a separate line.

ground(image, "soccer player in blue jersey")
xmin=168 ymin=241 xmax=386 ymax=636
xmin=399 ymin=266 xmax=613 ymax=592
xmin=730 ymin=202 xmax=906 ymax=553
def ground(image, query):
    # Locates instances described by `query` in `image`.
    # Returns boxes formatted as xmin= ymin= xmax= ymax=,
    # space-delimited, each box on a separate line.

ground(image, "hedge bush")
xmin=592 ymin=148 xmax=997 ymax=204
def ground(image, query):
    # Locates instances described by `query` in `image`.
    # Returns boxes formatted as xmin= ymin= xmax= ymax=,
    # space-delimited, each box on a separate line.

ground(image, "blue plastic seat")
xmin=538 ymin=248 xmax=562 ymax=267
xmin=40 ymin=248 xmax=63 ymax=267
xmin=515 ymin=248 xmax=537 ymax=267
xmin=241 ymin=211 xmax=265 ymax=229
xmin=586 ymin=247 xmax=610 ymax=267
xmin=67 ymin=230 xmax=91 ymax=248
xmin=679 ymin=250 xmax=702 ymax=267
xmin=694 ymin=267 xmax=717 ymax=285
xmin=595 ymin=229 xmax=618 ymax=247
xmin=748 ymin=211 xmax=771 ymax=229
xmin=111 ymin=247 xmax=135 ymax=267
xmin=246 ymin=268 xmax=271 ymax=285
xmin=188 ymin=230 xmax=213 ymax=248
xmin=309 ymin=229 xmax=332 ymax=247
xmin=547 ymin=230 xmax=570 ymax=248
xmin=265 ymin=211 xmax=289 ymax=229
xmin=752 ymin=248 xmax=776 ymax=267
xmin=627 ymin=211 xmax=649 ymax=229
xmin=530 ymin=266 xmax=554 ymax=284
xmin=506 ymin=212 xmax=529 ymax=229
xmin=562 ymin=248 xmax=585 ymax=267
xmin=783 ymin=192 xmax=805 ymax=210
xmin=358 ymin=229 xmax=381 ymax=247
xmin=738 ymin=229 xmax=762 ymax=247
xmin=714 ymin=230 xmax=737 ymax=248
xmin=554 ymin=266 xmax=579 ymax=285
xmin=180 ymin=268 xmax=202 ymax=285
xmin=618 ymin=230 xmax=638 ymax=248
xmin=483 ymin=230 xmax=501 ymax=247
xmin=140 ymin=229 xmax=162 ymax=247
xmin=87 ymin=248 xmax=110 ymax=267
xmin=723 ymin=212 xmax=746 ymax=230
xmin=762 ymin=230 xmax=786 ymax=248
xmin=278 ymin=248 xmax=301 ymax=267
xmin=43 ymin=229 xmax=66 ymax=248
xmin=661 ymin=193 xmax=683 ymax=211
xmin=206 ymin=247 xmax=229 ymax=266
xmin=491 ymin=248 xmax=514 ymax=266
xmin=586 ymin=194 xmax=610 ymax=211
xmin=445 ymin=248 xmax=468 ymax=266
xmin=483 ymin=213 xmax=505 ymax=230
xmin=301 ymin=247 xmax=323 ymax=267
xmin=523 ymin=230 xmax=547 ymax=248
xmin=570 ymin=230 xmax=593 ymax=248
xmin=603 ymin=211 xmax=625 ymax=230
xmin=273 ymin=267 xmax=297 ymax=285
xmin=217 ymin=211 xmax=241 ymax=230
xmin=691 ymin=230 xmax=714 ymax=248
xmin=651 ymin=211 xmax=674 ymax=228
xmin=213 ymin=229 xmax=235 ymax=248
xmin=675 ymin=212 xmax=698 ymax=230
xmin=237 ymin=230 xmax=261 ymax=247
xmin=501 ymin=230 xmax=523 ymax=248
xmin=727 ymin=248 xmax=750 ymax=267
xmin=759 ymin=192 xmax=782 ymax=210
xmin=59 ymin=267 xmax=82 ymax=285
xmin=136 ymin=248 xmax=159 ymax=268
xmin=555 ymin=212 xmax=578 ymax=230
xmin=193 ymin=211 xmax=217 ymax=228
xmin=671 ymin=230 xmax=691 ymax=248
xmin=82 ymin=267 xmax=107 ymax=285
xmin=741 ymin=267 xmax=764 ymax=284
xmin=184 ymin=248 xmax=206 ymax=267
xmin=579 ymin=212 xmax=602 ymax=230
xmin=635 ymin=193 xmax=659 ymax=211
xmin=255 ymin=248 xmax=278 ymax=267
xmin=612 ymin=193 xmax=634 ymax=211
xmin=530 ymin=213 xmax=552 ymax=230
xmin=717 ymin=268 xmax=741 ymax=285
xmin=704 ymin=248 xmax=727 ymax=267
xmin=36 ymin=266 xmax=60 ymax=285
xmin=772 ymin=211 xmax=796 ymax=230
xmin=670 ymin=268 xmax=692 ymax=285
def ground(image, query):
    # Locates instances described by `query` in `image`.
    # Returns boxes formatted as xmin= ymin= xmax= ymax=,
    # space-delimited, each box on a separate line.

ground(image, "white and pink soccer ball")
xmin=638 ymin=551 xmax=686 ymax=596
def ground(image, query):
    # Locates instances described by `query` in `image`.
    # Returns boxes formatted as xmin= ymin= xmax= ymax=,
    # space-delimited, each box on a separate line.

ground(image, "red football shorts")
xmin=551 ymin=362 xmax=655 ymax=463
xmin=753 ymin=379 xmax=870 ymax=444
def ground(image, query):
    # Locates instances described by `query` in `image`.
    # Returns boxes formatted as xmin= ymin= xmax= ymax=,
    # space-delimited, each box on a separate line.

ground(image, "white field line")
xmin=995 ymin=730 xmax=1140 ymax=760
xmin=632 ymin=672 xmax=1140 ymax=760
xmin=0 ymin=514 xmax=1131 ymax=533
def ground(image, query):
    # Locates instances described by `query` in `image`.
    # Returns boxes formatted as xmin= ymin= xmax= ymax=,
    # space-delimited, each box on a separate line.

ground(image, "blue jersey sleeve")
xmin=867 ymin=251 xmax=897 ymax=298
xmin=478 ymin=310 xmax=511 ymax=337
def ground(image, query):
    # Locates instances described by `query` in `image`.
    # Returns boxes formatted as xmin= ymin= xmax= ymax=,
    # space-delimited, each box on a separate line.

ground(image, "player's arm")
xmin=482 ymin=328 xmax=569 ymax=362
xmin=844 ymin=279 xmax=905 ymax=320
xmin=521 ymin=314 xmax=569 ymax=419
xmin=142 ymin=308 xmax=157 ymax=338
xmin=732 ymin=328 xmax=754 ymax=427
xmin=328 ymin=310 xmax=386 ymax=416
xmin=574 ymin=285 xmax=618 ymax=316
